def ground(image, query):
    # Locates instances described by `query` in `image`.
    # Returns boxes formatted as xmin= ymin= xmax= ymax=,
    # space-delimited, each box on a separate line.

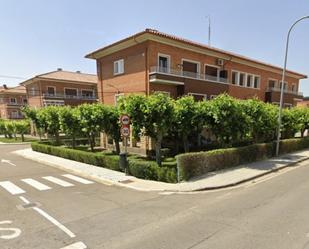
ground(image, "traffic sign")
xmin=120 ymin=114 xmax=130 ymax=125
xmin=121 ymin=125 xmax=130 ymax=137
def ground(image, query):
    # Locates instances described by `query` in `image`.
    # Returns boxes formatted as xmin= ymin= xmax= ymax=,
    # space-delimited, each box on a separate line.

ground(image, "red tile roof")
xmin=20 ymin=70 xmax=98 ymax=86
xmin=86 ymin=28 xmax=307 ymax=78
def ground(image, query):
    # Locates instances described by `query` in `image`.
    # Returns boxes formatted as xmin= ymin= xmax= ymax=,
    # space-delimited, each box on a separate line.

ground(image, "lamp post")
xmin=275 ymin=16 xmax=309 ymax=156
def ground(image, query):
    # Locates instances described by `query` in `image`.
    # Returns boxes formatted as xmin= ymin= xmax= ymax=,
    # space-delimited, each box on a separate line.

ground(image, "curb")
xmin=13 ymin=149 xmax=309 ymax=193
xmin=0 ymin=142 xmax=32 ymax=145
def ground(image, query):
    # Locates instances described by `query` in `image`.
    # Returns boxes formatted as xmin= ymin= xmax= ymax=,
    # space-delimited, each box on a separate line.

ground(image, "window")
xmin=114 ymin=93 xmax=124 ymax=105
xmin=291 ymin=84 xmax=297 ymax=92
xmin=182 ymin=59 xmax=200 ymax=77
xmin=268 ymin=79 xmax=277 ymax=88
xmin=158 ymin=54 xmax=170 ymax=73
xmin=43 ymin=100 xmax=65 ymax=106
xmin=219 ymin=70 xmax=228 ymax=79
xmin=232 ymin=71 xmax=239 ymax=84
xmin=239 ymin=72 xmax=245 ymax=86
xmin=246 ymin=74 xmax=253 ymax=88
xmin=23 ymin=98 xmax=27 ymax=104
xmin=64 ymin=88 xmax=78 ymax=97
xmin=10 ymin=98 xmax=17 ymax=104
xmin=81 ymin=90 xmax=94 ymax=98
xmin=205 ymin=66 xmax=218 ymax=77
xmin=47 ymin=86 xmax=55 ymax=96
xmin=113 ymin=59 xmax=124 ymax=75
xmin=30 ymin=87 xmax=36 ymax=96
xmin=254 ymin=76 xmax=260 ymax=88
xmin=11 ymin=111 xmax=19 ymax=119
xmin=188 ymin=93 xmax=207 ymax=101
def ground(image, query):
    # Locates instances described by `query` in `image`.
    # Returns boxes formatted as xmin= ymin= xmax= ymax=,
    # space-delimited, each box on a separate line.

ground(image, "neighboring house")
xmin=20 ymin=69 xmax=98 ymax=108
xmin=0 ymin=85 xmax=27 ymax=119
xmin=86 ymin=28 xmax=307 ymax=107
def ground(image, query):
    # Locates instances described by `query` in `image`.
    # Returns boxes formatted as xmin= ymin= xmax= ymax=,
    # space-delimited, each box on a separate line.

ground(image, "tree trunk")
xmin=114 ymin=138 xmax=120 ymax=155
xmin=21 ymin=133 xmax=25 ymax=142
xmin=155 ymin=133 xmax=163 ymax=166
xmin=301 ymin=129 xmax=305 ymax=138
xmin=197 ymin=133 xmax=202 ymax=150
xmin=183 ymin=135 xmax=189 ymax=153
xmin=55 ymin=132 xmax=60 ymax=145
xmin=72 ymin=135 xmax=76 ymax=149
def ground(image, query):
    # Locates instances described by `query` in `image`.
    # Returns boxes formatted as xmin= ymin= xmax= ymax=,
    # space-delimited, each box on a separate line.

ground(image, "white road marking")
xmin=62 ymin=174 xmax=94 ymax=185
xmin=1 ymin=159 xmax=16 ymax=166
xmin=60 ymin=241 xmax=87 ymax=249
xmin=0 ymin=181 xmax=25 ymax=195
xmin=21 ymin=178 xmax=51 ymax=191
xmin=19 ymin=196 xmax=75 ymax=238
xmin=42 ymin=176 xmax=74 ymax=187
xmin=19 ymin=196 xmax=30 ymax=204
xmin=0 ymin=220 xmax=21 ymax=240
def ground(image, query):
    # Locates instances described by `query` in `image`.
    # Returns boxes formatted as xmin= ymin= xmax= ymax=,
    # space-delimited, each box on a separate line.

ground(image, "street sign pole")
xmin=120 ymin=114 xmax=130 ymax=175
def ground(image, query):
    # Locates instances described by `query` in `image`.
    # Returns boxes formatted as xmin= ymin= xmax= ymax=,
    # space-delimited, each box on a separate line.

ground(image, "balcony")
xmin=266 ymin=87 xmax=303 ymax=96
xmin=42 ymin=93 xmax=97 ymax=100
xmin=149 ymin=66 xmax=229 ymax=84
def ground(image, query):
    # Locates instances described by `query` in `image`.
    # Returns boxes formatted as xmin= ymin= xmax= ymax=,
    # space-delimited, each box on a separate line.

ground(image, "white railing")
xmin=43 ymin=93 xmax=97 ymax=100
xmin=150 ymin=66 xmax=228 ymax=84
xmin=266 ymin=87 xmax=303 ymax=96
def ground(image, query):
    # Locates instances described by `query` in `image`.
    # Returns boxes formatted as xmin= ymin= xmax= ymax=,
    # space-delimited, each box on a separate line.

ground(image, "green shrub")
xmin=32 ymin=142 xmax=120 ymax=171
xmin=128 ymin=158 xmax=177 ymax=183
xmin=31 ymin=142 xmax=177 ymax=183
xmin=176 ymin=138 xmax=309 ymax=181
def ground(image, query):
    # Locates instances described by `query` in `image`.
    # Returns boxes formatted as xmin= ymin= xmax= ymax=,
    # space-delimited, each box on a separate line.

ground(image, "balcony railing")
xmin=43 ymin=93 xmax=97 ymax=100
xmin=150 ymin=66 xmax=228 ymax=84
xmin=266 ymin=87 xmax=303 ymax=96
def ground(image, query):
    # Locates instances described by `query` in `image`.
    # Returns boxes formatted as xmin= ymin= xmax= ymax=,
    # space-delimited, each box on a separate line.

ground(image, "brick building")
xmin=20 ymin=69 xmax=98 ymax=108
xmin=86 ymin=29 xmax=307 ymax=153
xmin=86 ymin=28 xmax=306 ymax=107
xmin=0 ymin=85 xmax=27 ymax=119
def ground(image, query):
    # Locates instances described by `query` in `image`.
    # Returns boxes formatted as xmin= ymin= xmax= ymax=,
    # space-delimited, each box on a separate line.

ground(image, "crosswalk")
xmin=0 ymin=174 xmax=94 ymax=196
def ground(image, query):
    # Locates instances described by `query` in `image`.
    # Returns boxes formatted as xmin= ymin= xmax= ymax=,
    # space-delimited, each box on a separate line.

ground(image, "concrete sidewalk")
xmin=13 ymin=148 xmax=309 ymax=192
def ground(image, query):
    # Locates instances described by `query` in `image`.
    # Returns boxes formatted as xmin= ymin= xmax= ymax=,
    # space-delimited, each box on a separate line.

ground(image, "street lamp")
xmin=275 ymin=15 xmax=309 ymax=156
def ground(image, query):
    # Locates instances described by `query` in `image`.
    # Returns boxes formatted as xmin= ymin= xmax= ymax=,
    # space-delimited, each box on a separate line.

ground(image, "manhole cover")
xmin=16 ymin=202 xmax=41 ymax=211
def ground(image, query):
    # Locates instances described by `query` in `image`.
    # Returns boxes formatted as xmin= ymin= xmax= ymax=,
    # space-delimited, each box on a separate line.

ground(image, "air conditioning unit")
xmin=216 ymin=58 xmax=224 ymax=66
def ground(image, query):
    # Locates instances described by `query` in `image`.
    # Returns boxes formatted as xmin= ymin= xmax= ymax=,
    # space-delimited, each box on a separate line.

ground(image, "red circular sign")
xmin=120 ymin=114 xmax=130 ymax=125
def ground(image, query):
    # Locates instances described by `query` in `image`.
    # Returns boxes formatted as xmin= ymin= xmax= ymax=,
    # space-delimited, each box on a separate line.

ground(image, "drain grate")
xmin=17 ymin=202 xmax=41 ymax=211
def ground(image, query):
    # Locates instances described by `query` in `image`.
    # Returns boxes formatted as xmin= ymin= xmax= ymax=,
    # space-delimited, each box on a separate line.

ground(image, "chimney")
xmin=3 ymin=84 xmax=7 ymax=89
xmin=76 ymin=70 xmax=81 ymax=73
xmin=57 ymin=68 xmax=62 ymax=71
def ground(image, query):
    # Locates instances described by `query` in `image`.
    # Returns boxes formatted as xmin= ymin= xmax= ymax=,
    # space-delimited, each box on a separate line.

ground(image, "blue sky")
xmin=1 ymin=0 xmax=309 ymax=95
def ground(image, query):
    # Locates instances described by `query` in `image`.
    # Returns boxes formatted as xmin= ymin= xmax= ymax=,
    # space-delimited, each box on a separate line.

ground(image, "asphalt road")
xmin=1 ymin=144 xmax=309 ymax=249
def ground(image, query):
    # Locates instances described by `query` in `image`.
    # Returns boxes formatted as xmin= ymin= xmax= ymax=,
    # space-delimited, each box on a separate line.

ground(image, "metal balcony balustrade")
xmin=150 ymin=66 xmax=228 ymax=84
xmin=266 ymin=87 xmax=303 ymax=96
xmin=42 ymin=93 xmax=97 ymax=100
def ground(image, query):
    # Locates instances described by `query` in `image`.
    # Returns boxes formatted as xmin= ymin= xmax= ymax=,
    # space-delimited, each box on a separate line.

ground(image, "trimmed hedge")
xmin=32 ymin=142 xmax=120 ymax=171
xmin=31 ymin=142 xmax=177 ymax=183
xmin=176 ymin=138 xmax=309 ymax=181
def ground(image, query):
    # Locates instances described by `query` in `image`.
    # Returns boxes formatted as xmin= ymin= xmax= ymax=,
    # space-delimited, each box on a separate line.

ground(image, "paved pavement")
xmin=14 ymin=147 xmax=309 ymax=191
xmin=2 ymin=144 xmax=309 ymax=248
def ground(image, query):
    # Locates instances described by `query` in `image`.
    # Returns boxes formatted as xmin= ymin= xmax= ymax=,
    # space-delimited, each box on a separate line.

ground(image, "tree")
xmin=120 ymin=94 xmax=174 ymax=165
xmin=292 ymin=107 xmax=309 ymax=137
xmin=281 ymin=107 xmax=299 ymax=139
xmin=76 ymin=104 xmax=103 ymax=152
xmin=59 ymin=106 xmax=82 ymax=148
xmin=173 ymin=96 xmax=197 ymax=152
xmin=242 ymin=99 xmax=278 ymax=142
xmin=204 ymin=94 xmax=250 ymax=147
xmin=22 ymin=107 xmax=45 ymax=140
xmin=100 ymin=105 xmax=121 ymax=154
xmin=15 ymin=120 xmax=30 ymax=142
xmin=37 ymin=106 xmax=61 ymax=144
